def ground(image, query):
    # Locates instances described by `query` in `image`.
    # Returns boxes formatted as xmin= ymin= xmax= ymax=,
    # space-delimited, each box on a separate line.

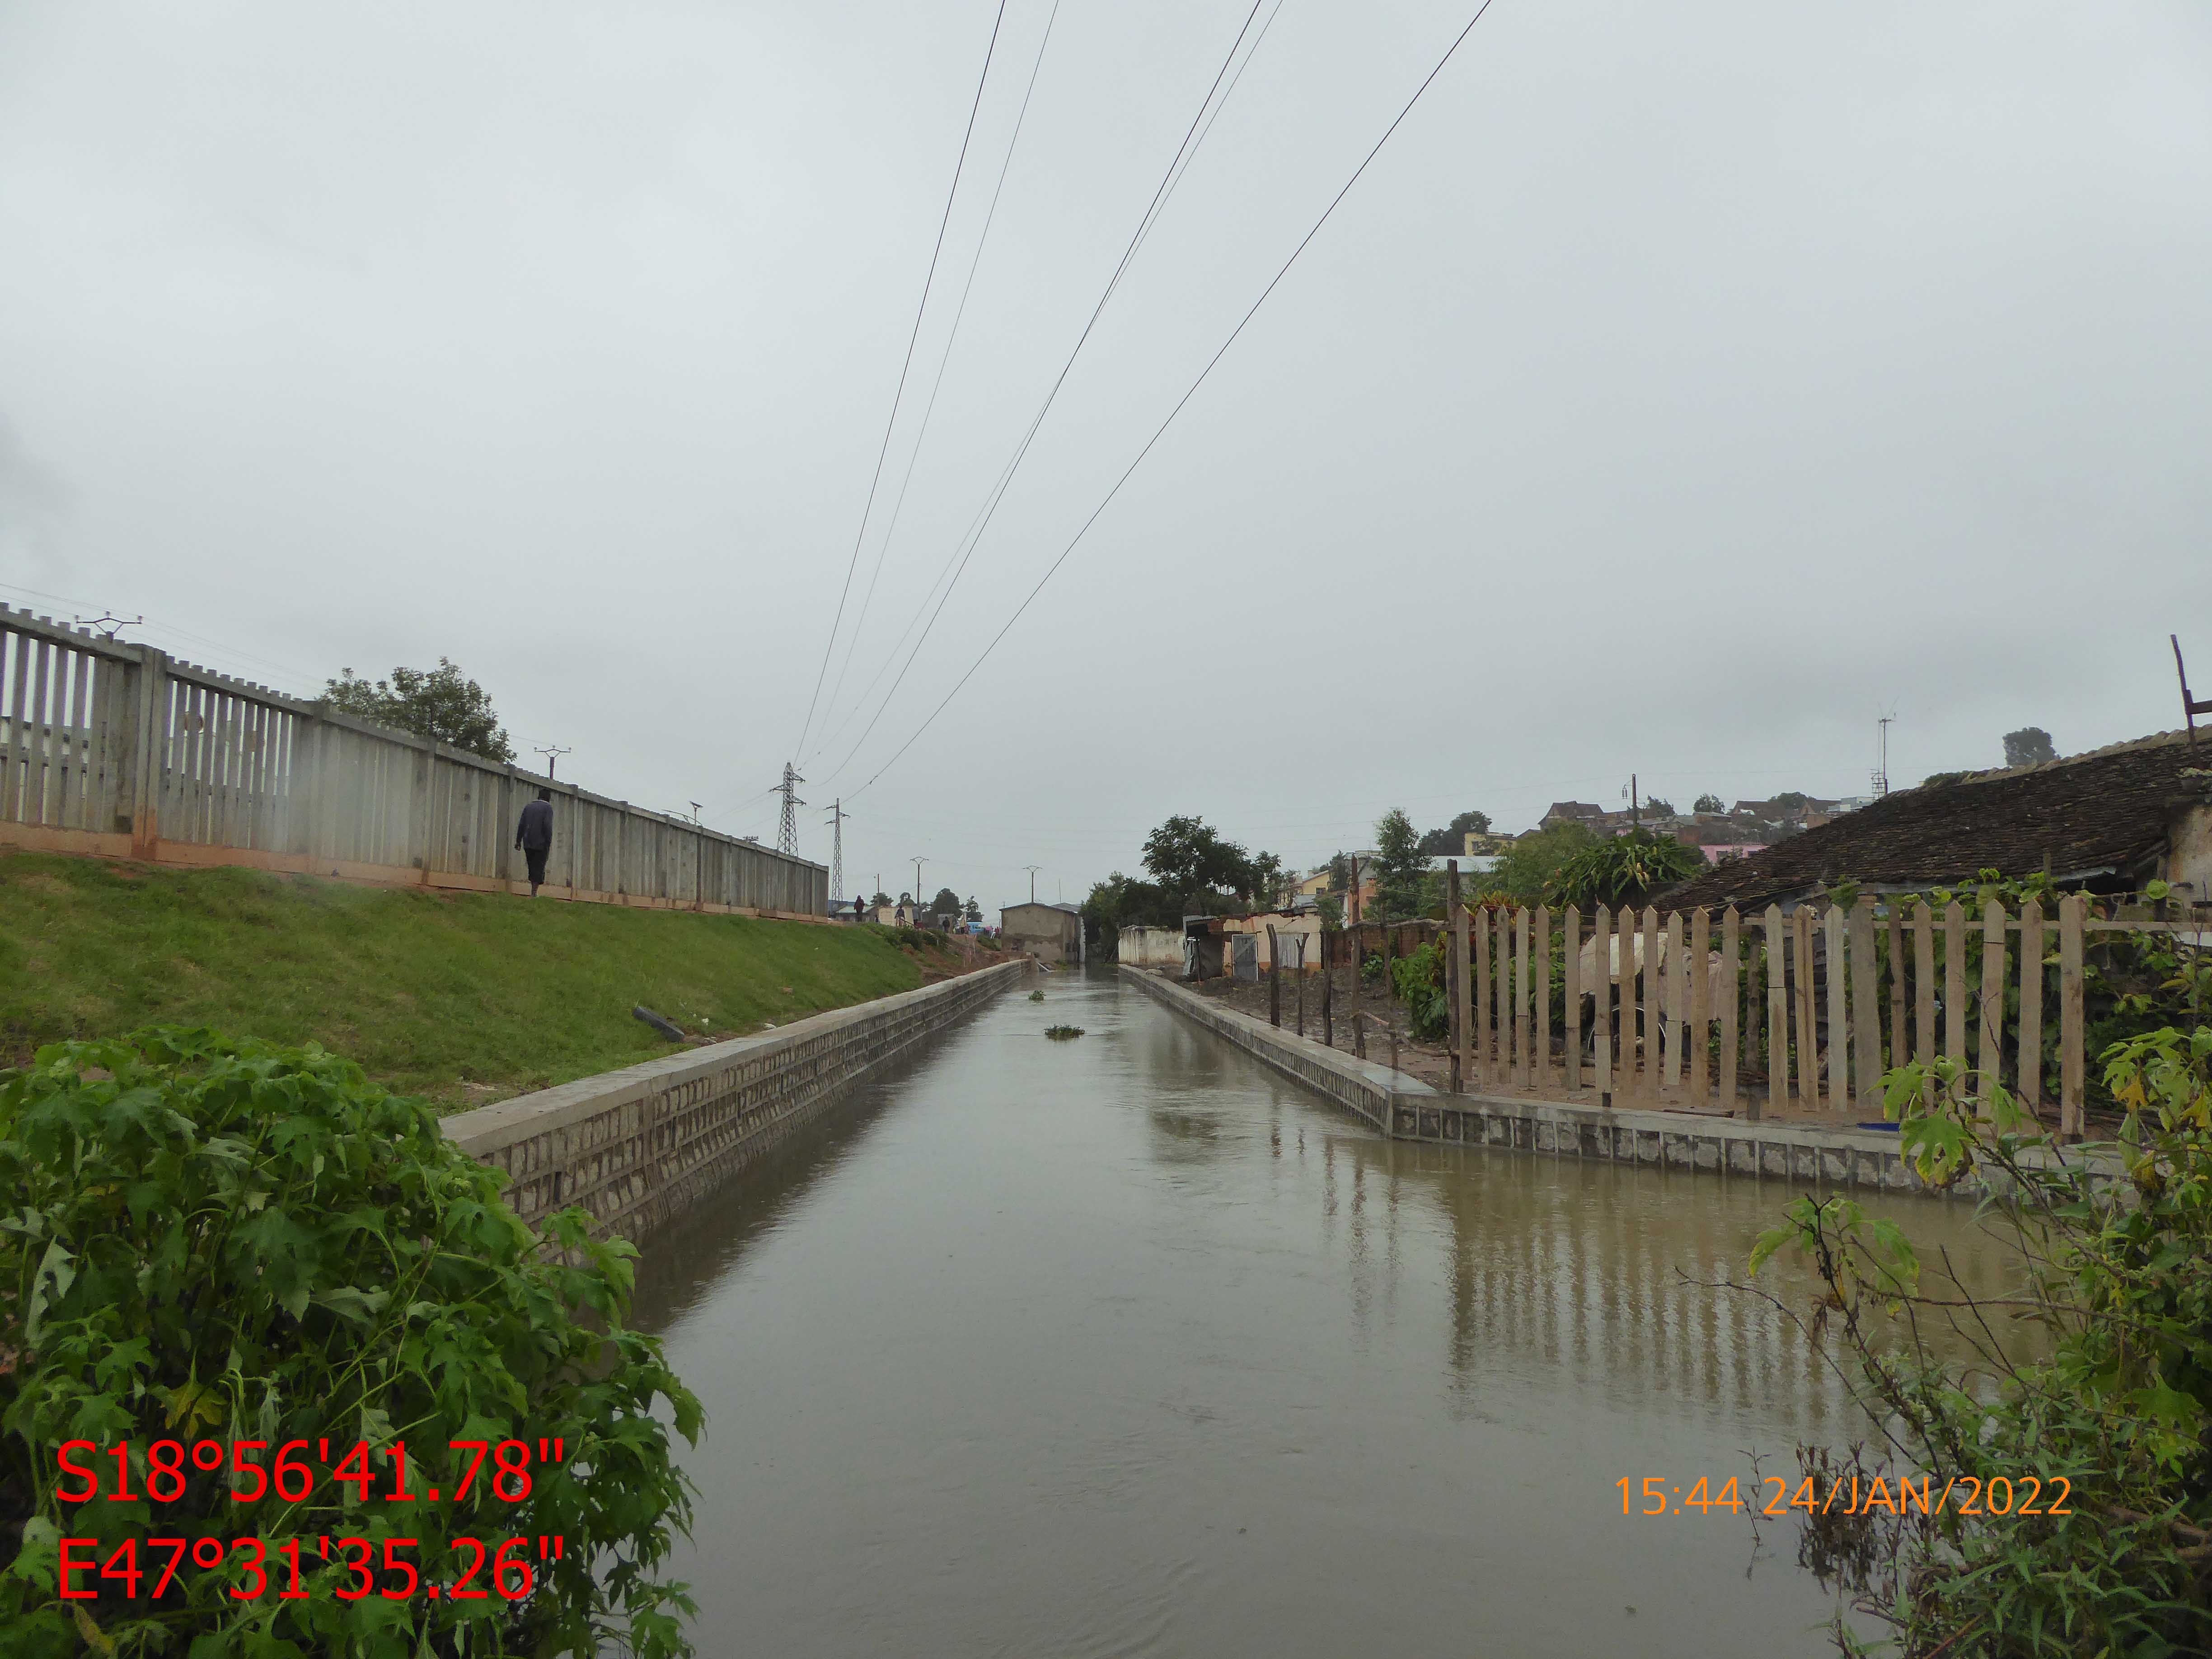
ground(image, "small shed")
xmin=1002 ymin=901 xmax=1085 ymax=964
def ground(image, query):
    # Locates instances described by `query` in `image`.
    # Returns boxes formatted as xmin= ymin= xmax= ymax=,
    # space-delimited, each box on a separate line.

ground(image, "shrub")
xmin=1542 ymin=828 xmax=1701 ymax=910
xmin=0 ymin=1028 xmax=700 ymax=1658
xmin=1750 ymin=1024 xmax=2212 ymax=1654
xmin=1390 ymin=944 xmax=1448 ymax=1042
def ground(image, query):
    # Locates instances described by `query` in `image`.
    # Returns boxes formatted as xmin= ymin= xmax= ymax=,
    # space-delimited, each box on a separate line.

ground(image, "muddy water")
xmin=634 ymin=968 xmax=2001 ymax=1658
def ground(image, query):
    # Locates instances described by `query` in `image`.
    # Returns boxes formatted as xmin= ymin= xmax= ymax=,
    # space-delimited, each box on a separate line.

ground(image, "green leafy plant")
xmin=1389 ymin=943 xmax=1449 ymax=1042
xmin=1043 ymin=1026 xmax=1084 ymax=1041
xmin=1748 ymin=1023 xmax=2212 ymax=1654
xmin=0 ymin=1028 xmax=701 ymax=1657
xmin=1028 ymin=990 xmax=1045 ymax=1003
xmin=1542 ymin=829 xmax=1702 ymax=910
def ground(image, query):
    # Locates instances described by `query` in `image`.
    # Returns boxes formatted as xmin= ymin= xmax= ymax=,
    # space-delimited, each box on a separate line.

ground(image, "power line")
xmin=794 ymin=0 xmax=1010 ymax=761
xmin=847 ymin=0 xmax=1503 ymax=800
xmin=813 ymin=0 xmax=1273 ymax=786
xmin=815 ymin=0 xmax=1064 ymax=758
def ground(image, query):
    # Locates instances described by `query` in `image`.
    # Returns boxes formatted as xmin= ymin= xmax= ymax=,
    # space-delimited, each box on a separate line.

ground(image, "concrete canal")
xmin=633 ymin=966 xmax=2000 ymax=1658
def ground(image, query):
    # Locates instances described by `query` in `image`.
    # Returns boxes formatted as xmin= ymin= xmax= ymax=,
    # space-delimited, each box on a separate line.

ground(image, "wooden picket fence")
xmin=0 ymin=603 xmax=828 ymax=916
xmin=1434 ymin=872 xmax=2205 ymax=1141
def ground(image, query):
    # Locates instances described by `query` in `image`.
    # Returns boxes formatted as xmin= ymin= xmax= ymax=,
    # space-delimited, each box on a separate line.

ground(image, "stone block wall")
xmin=1119 ymin=964 xmax=2048 ymax=1200
xmin=445 ymin=960 xmax=1026 ymax=1240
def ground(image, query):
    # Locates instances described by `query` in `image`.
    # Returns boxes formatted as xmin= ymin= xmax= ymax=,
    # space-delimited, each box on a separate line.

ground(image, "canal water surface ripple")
xmin=634 ymin=967 xmax=2002 ymax=1659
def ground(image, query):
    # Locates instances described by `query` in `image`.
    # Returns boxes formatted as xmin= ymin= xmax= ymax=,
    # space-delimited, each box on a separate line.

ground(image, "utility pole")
xmin=534 ymin=744 xmax=572 ymax=779
xmin=1627 ymin=773 xmax=1640 ymax=831
xmin=911 ymin=857 xmax=926 ymax=909
xmin=777 ymin=762 xmax=806 ymax=857
xmin=824 ymin=800 xmax=848 ymax=899
xmin=1875 ymin=715 xmax=1894 ymax=797
xmin=1022 ymin=864 xmax=1042 ymax=904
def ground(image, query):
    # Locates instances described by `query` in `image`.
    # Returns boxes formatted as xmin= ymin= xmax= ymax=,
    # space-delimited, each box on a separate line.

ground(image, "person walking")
xmin=515 ymin=787 xmax=555 ymax=896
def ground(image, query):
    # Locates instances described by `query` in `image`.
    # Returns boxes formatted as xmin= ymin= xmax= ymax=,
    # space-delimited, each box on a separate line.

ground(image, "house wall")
xmin=2168 ymin=801 xmax=2212 ymax=904
xmin=1001 ymin=902 xmax=1081 ymax=962
xmin=1118 ymin=925 xmax=1185 ymax=967
xmin=1219 ymin=912 xmax=1322 ymax=971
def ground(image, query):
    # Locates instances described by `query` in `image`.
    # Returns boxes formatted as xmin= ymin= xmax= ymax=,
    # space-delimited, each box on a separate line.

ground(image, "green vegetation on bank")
xmin=1 ymin=1027 xmax=700 ymax=1656
xmin=0 ymin=852 xmax=942 ymax=1107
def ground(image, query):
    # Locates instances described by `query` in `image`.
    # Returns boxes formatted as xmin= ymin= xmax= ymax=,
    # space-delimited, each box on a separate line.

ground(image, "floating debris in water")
xmin=1044 ymin=1025 xmax=1085 ymax=1041
xmin=1029 ymin=989 xmax=1045 ymax=1002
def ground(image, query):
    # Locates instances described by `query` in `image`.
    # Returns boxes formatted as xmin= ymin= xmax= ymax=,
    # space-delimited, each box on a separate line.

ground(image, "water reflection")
xmin=634 ymin=966 xmax=2001 ymax=1659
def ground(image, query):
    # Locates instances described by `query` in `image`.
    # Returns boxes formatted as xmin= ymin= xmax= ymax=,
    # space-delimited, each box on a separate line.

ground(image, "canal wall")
xmin=1120 ymin=965 xmax=1966 ymax=1197
xmin=446 ymin=959 xmax=1028 ymax=1239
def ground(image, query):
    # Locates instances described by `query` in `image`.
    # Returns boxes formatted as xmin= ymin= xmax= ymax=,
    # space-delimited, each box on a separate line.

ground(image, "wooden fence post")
xmin=2017 ymin=898 xmax=2044 ymax=1117
xmin=1720 ymin=907 xmax=1742 ymax=1116
xmin=1977 ymin=901 xmax=2007 ymax=1117
xmin=1267 ymin=925 xmax=1280 ymax=1027
xmin=1592 ymin=904 xmax=1613 ymax=1104
xmin=1295 ymin=933 xmax=1307 ymax=1037
xmin=1515 ymin=906 xmax=1532 ymax=1092
xmin=1943 ymin=900 xmax=1968 ymax=1073
xmin=1886 ymin=900 xmax=1907 ymax=1078
xmin=1765 ymin=905 xmax=1787 ymax=1117
xmin=1534 ymin=904 xmax=1552 ymax=1096
xmin=1640 ymin=905 xmax=1661 ymax=1101
xmin=1495 ymin=912 xmax=1510 ymax=1088
xmin=1689 ymin=907 xmax=1711 ymax=1103
xmin=1792 ymin=906 xmax=1819 ymax=1109
xmin=1664 ymin=909 xmax=1685 ymax=1096
xmin=2058 ymin=894 xmax=2085 ymax=1141
xmin=1824 ymin=903 xmax=1849 ymax=1112
xmin=1321 ymin=927 xmax=1335 ymax=1048
xmin=1448 ymin=862 xmax=1467 ymax=1094
xmin=1851 ymin=896 xmax=1880 ymax=1110
xmin=1473 ymin=905 xmax=1490 ymax=1087
xmin=1563 ymin=905 xmax=1583 ymax=1093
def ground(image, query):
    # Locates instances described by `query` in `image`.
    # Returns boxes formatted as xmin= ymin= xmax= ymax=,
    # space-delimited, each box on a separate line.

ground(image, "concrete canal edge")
xmin=1120 ymin=963 xmax=1983 ymax=1199
xmin=445 ymin=957 xmax=1030 ymax=1240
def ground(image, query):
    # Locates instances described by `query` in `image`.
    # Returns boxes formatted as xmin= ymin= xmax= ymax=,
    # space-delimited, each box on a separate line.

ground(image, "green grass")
xmin=0 ymin=850 xmax=936 ymax=1108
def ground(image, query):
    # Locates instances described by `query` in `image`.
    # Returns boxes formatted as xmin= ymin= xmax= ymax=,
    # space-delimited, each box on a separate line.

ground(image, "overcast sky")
xmin=3 ymin=0 xmax=2207 ymax=907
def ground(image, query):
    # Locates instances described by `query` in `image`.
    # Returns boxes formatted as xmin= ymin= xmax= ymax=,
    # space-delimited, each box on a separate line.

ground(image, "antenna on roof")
xmin=2174 ymin=636 xmax=2212 ymax=744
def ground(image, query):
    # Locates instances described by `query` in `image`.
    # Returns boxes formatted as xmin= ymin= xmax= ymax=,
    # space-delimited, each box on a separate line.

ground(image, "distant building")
xmin=1462 ymin=831 xmax=1511 ymax=857
xmin=1539 ymin=801 xmax=1607 ymax=831
xmin=1001 ymin=901 xmax=1085 ymax=964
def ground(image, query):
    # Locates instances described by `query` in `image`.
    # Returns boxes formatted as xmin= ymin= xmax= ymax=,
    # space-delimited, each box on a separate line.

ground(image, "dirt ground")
xmin=1139 ymin=965 xmax=2107 ymax=1134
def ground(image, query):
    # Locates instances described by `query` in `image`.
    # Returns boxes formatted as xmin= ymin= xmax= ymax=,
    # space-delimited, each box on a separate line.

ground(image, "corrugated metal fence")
xmin=0 ymin=603 xmax=827 ymax=917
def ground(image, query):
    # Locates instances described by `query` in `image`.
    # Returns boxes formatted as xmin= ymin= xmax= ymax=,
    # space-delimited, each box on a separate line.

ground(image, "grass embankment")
xmin=0 ymin=850 xmax=983 ymax=1108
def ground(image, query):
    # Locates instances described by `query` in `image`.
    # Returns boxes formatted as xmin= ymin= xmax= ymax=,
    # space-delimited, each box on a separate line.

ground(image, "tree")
xmin=1693 ymin=792 xmax=1725 ymax=814
xmin=323 ymin=658 xmax=515 ymax=764
xmin=1641 ymin=796 xmax=1677 ymax=819
xmin=872 ymin=890 xmax=893 ymax=909
xmin=2004 ymin=726 xmax=2057 ymax=768
xmin=1771 ymin=791 xmax=1810 ymax=811
xmin=964 ymin=896 xmax=982 ymax=924
xmin=930 ymin=886 xmax=962 ymax=919
xmin=1415 ymin=809 xmax=1493 ymax=856
xmin=1079 ymin=872 xmax=1179 ymax=953
xmin=1140 ymin=815 xmax=1275 ymax=911
xmin=1372 ymin=808 xmax=1428 ymax=921
xmin=1464 ymin=823 xmax=1593 ymax=906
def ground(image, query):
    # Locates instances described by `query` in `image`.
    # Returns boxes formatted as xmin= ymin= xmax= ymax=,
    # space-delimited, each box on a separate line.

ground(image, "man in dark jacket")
xmin=515 ymin=787 xmax=555 ymax=896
